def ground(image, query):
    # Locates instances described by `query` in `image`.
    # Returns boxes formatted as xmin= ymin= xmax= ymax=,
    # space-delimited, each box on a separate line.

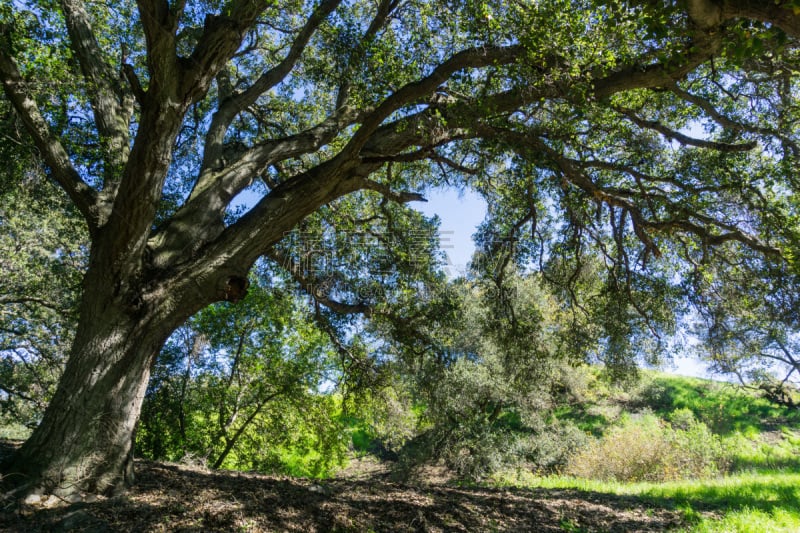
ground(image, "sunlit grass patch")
xmin=681 ymin=507 xmax=800 ymax=533
xmin=492 ymin=471 xmax=800 ymax=532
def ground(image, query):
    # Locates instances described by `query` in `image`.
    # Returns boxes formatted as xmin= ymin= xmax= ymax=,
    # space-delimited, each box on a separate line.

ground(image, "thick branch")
xmin=192 ymin=103 xmax=364 ymax=206
xmin=592 ymin=31 xmax=722 ymax=98
xmin=61 ymin=0 xmax=131 ymax=183
xmin=180 ymin=158 xmax=382 ymax=294
xmin=340 ymin=44 xmax=522 ymax=158
xmin=635 ymin=0 xmax=800 ymax=38
xmin=202 ymin=0 xmax=343 ymax=172
xmin=170 ymin=23 xmax=737 ymax=298
xmin=686 ymin=0 xmax=724 ymax=29
xmin=357 ymin=33 xmax=726 ymax=160
xmin=165 ymin=26 xmax=727 ymax=273
xmin=649 ymin=216 xmax=781 ymax=256
xmin=135 ymin=0 xmax=180 ymax=95
xmin=179 ymin=0 xmax=272 ymax=103
xmin=148 ymin=105 xmax=365 ymax=270
xmin=0 ymin=43 xmax=98 ymax=230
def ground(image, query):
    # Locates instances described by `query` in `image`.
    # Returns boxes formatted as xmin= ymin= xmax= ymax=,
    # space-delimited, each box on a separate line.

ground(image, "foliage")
xmin=137 ymin=276 xmax=348 ymax=477
xmin=0 ymin=146 xmax=86 ymax=429
xmin=566 ymin=412 xmax=729 ymax=482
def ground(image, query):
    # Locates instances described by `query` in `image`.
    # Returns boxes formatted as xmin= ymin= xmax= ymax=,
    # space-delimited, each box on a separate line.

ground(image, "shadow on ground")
xmin=1 ymin=458 xmax=689 ymax=532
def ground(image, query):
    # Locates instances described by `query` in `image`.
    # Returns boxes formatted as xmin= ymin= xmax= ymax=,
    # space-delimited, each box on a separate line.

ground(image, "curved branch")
xmin=171 ymin=24 xmax=739 ymax=295
xmin=614 ymin=105 xmax=757 ymax=152
xmin=648 ymin=216 xmax=781 ymax=256
xmin=634 ymin=0 xmax=800 ymax=39
xmin=485 ymin=124 xmax=781 ymax=259
xmin=169 ymin=21 xmax=730 ymax=272
xmin=356 ymin=178 xmax=427 ymax=204
xmin=669 ymin=84 xmax=800 ymax=154
xmin=719 ymin=0 xmax=800 ymax=38
xmin=265 ymin=248 xmax=374 ymax=317
xmin=0 ymin=43 xmax=98 ymax=231
xmin=192 ymin=103 xmax=364 ymax=208
xmin=202 ymin=0 xmax=343 ymax=172
xmin=339 ymin=44 xmax=522 ymax=159
xmin=592 ymin=31 xmax=722 ymax=98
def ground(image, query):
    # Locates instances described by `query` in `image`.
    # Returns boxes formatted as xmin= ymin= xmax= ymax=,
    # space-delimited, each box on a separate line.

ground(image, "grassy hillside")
xmin=556 ymin=370 xmax=799 ymax=434
xmin=492 ymin=370 xmax=800 ymax=532
xmin=553 ymin=370 xmax=800 ymax=471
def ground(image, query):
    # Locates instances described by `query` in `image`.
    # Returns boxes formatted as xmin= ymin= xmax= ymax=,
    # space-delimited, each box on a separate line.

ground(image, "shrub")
xmin=519 ymin=420 xmax=589 ymax=473
xmin=668 ymin=407 xmax=697 ymax=430
xmin=395 ymin=422 xmax=516 ymax=481
xmin=566 ymin=413 xmax=729 ymax=482
xmin=667 ymin=412 xmax=731 ymax=479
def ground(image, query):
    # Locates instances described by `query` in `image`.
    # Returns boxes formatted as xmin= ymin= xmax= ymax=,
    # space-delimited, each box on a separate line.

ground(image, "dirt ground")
xmin=1 ymin=446 xmax=687 ymax=532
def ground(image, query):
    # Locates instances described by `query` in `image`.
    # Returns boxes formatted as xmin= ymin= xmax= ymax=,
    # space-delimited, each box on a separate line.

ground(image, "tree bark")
xmin=1 ymin=266 xmax=196 ymax=497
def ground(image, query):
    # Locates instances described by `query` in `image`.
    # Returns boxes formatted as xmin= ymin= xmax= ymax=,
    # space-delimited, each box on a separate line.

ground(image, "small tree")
xmin=138 ymin=276 xmax=345 ymax=473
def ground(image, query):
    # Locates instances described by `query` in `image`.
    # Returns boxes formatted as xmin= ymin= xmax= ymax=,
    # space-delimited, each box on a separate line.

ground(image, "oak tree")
xmin=3 ymin=0 xmax=800 ymax=497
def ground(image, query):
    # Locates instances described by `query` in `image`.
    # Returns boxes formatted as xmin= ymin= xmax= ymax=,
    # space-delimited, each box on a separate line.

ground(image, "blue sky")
xmin=414 ymin=188 xmax=487 ymax=277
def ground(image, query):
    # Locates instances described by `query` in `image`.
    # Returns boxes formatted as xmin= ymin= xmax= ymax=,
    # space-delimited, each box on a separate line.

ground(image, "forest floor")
xmin=1 ymin=448 xmax=690 ymax=533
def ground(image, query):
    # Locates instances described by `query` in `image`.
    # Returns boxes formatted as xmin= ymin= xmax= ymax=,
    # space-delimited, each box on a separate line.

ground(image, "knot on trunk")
xmin=222 ymin=276 xmax=249 ymax=302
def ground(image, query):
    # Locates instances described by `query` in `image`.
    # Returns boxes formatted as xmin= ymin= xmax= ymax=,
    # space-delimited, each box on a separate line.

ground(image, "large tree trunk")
xmin=2 ymin=265 xmax=196 ymax=497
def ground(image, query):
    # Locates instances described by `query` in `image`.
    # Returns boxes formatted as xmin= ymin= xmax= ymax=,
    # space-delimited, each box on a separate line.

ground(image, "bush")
xmin=668 ymin=407 xmax=697 ymax=430
xmin=519 ymin=420 xmax=589 ymax=473
xmin=667 ymin=413 xmax=731 ymax=479
xmin=394 ymin=422 xmax=516 ymax=481
xmin=566 ymin=412 xmax=729 ymax=482
xmin=394 ymin=417 xmax=589 ymax=482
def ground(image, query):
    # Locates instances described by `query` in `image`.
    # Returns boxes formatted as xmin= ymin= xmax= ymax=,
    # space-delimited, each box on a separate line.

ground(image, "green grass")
xmin=493 ymin=471 xmax=800 ymax=532
xmin=724 ymin=430 xmax=800 ymax=472
xmin=555 ymin=370 xmax=800 ymax=437
xmin=495 ymin=370 xmax=800 ymax=531
xmin=350 ymin=427 xmax=373 ymax=453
